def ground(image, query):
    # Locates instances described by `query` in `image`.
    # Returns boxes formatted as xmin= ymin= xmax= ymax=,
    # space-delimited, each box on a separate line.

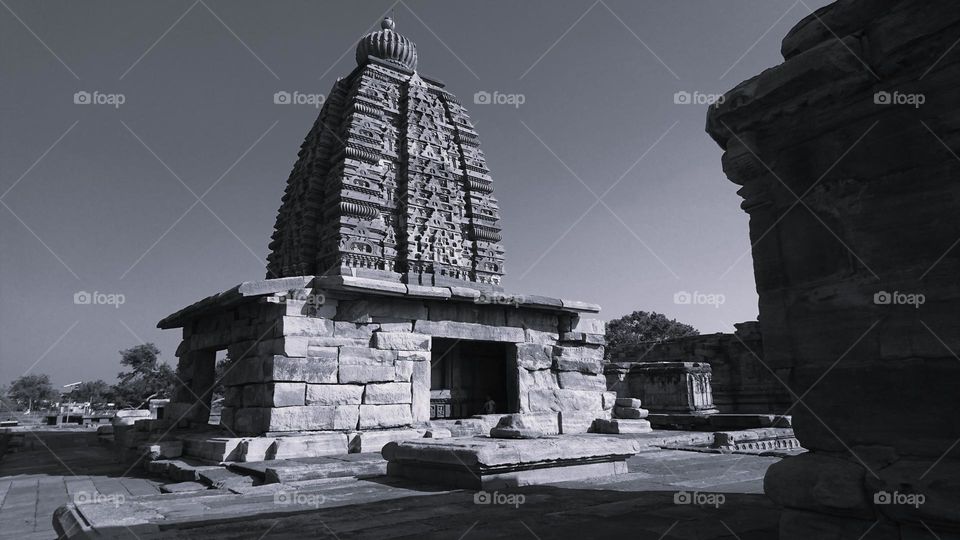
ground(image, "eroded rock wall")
xmin=707 ymin=0 xmax=960 ymax=536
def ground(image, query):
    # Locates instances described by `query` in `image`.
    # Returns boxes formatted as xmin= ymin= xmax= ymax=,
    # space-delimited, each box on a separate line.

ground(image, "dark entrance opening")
xmin=430 ymin=338 xmax=513 ymax=419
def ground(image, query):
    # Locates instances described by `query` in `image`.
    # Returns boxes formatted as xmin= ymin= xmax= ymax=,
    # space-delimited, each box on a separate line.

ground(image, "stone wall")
xmin=606 ymin=322 xmax=790 ymax=414
xmin=167 ymin=285 xmax=613 ymax=436
xmin=706 ymin=1 xmax=960 ymax=536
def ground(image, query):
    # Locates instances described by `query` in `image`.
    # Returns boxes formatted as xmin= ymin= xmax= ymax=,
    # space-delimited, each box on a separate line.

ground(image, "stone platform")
xmin=382 ymin=435 xmax=641 ymax=489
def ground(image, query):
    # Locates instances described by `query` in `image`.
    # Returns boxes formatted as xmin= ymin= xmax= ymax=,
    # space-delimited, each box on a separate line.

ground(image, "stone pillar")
xmin=631 ymin=362 xmax=718 ymax=415
xmin=707 ymin=1 xmax=960 ymax=537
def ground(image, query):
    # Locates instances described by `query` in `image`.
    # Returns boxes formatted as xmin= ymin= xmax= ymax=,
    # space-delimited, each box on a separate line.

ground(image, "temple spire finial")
xmin=382 ymin=16 xmax=395 ymax=31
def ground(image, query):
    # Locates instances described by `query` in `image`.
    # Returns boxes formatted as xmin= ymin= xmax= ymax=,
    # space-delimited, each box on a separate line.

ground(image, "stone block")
xmin=559 ymin=410 xmax=606 ymax=434
xmin=616 ymin=397 xmax=643 ymax=408
xmin=557 ymin=371 xmax=607 ymax=391
xmin=225 ymin=355 xmax=337 ymax=386
xmin=571 ymin=317 xmax=605 ymax=335
xmin=373 ymin=332 xmax=431 ymax=351
xmin=411 ymin=361 xmax=430 ymax=423
xmin=594 ymin=418 xmax=652 ymax=434
xmin=515 ymin=343 xmax=552 ymax=370
xmin=272 ymin=433 xmax=351 ymax=459
xmin=280 ymin=316 xmax=334 ymax=337
xmin=527 ymin=388 xmax=604 ymax=412
xmin=243 ymin=382 xmax=306 ymax=408
xmin=336 ymin=298 xmax=428 ymax=322
xmin=614 ymin=406 xmax=649 ymax=419
xmin=413 ymin=320 xmax=525 ymax=342
xmin=305 ymin=384 xmax=364 ymax=406
xmin=339 ymin=364 xmax=399 ymax=384
xmin=235 ymin=405 xmax=358 ymax=433
xmin=395 ymin=360 xmax=414 ymax=382
xmin=339 ymin=347 xmax=396 ymax=366
xmin=552 ymin=345 xmax=604 ymax=374
xmin=602 ymin=392 xmax=617 ymax=410
xmin=364 ymin=382 xmax=412 ymax=404
xmin=334 ymin=321 xmax=375 ymax=339
xmin=359 ymin=404 xmax=413 ymax=429
xmin=355 ymin=428 xmax=428 ymax=453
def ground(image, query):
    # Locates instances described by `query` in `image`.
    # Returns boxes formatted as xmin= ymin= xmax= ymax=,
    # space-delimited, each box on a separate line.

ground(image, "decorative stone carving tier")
xmin=266 ymin=19 xmax=505 ymax=291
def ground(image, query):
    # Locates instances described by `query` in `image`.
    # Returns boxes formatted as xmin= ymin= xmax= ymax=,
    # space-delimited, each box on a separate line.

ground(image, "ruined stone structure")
xmin=158 ymin=19 xmax=611 ymax=453
xmin=707 ymin=1 xmax=960 ymax=536
xmin=605 ymin=322 xmax=791 ymax=414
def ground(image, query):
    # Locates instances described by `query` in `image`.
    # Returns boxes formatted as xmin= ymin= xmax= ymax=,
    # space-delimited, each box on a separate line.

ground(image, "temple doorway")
xmin=429 ymin=338 xmax=512 ymax=419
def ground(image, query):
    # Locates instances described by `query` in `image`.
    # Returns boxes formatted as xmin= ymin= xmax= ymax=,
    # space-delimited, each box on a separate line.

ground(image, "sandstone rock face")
xmin=707 ymin=0 xmax=960 ymax=535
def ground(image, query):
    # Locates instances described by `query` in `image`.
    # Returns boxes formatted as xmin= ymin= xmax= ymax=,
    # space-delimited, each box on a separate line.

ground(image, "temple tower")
xmin=266 ymin=18 xmax=505 ymax=291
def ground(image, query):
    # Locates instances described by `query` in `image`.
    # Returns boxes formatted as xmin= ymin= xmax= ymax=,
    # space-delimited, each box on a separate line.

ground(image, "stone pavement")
xmin=3 ymin=431 xmax=791 ymax=539
xmin=0 ymin=431 xmax=163 ymax=539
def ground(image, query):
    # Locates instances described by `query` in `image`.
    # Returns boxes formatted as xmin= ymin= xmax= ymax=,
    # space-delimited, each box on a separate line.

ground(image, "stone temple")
xmin=158 ymin=18 xmax=611 ymax=455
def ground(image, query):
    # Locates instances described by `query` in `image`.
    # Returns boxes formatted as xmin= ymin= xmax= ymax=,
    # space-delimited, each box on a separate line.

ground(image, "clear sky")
xmin=0 ymin=0 xmax=832 ymax=387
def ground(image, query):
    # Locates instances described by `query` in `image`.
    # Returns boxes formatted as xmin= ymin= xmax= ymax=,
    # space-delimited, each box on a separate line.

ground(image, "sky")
xmin=0 ymin=0 xmax=833 ymax=388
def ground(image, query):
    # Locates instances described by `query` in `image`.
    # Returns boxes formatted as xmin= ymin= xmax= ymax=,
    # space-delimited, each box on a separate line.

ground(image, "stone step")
xmin=594 ymin=419 xmax=652 ymax=434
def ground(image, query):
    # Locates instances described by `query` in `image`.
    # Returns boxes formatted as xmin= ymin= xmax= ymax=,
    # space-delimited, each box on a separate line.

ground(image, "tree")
xmin=212 ymin=353 xmax=236 ymax=402
xmin=605 ymin=311 xmax=699 ymax=360
xmin=113 ymin=344 xmax=178 ymax=408
xmin=7 ymin=374 xmax=59 ymax=410
xmin=70 ymin=380 xmax=114 ymax=406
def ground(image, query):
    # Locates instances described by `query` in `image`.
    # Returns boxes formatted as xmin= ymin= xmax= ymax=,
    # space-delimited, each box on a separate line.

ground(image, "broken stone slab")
xmin=159 ymin=481 xmax=207 ymax=494
xmin=140 ymin=440 xmax=182 ymax=460
xmin=593 ymin=419 xmax=652 ymax=434
xmin=383 ymin=435 xmax=642 ymax=489
xmin=489 ymin=414 xmax=545 ymax=439
xmin=353 ymin=428 xmax=443 ymax=453
xmin=264 ymin=457 xmax=388 ymax=484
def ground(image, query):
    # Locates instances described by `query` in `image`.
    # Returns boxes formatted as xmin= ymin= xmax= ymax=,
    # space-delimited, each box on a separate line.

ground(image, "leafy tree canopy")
xmin=605 ymin=310 xmax=699 ymax=360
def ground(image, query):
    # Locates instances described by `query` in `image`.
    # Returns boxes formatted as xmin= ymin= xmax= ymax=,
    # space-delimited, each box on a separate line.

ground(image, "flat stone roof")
xmin=158 ymin=275 xmax=600 ymax=330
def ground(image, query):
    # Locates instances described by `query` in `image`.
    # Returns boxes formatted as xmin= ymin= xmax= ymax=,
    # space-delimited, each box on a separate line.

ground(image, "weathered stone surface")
xmin=527 ymin=388 xmax=603 ymax=412
xmin=242 ymin=382 xmax=306 ymax=408
xmin=363 ymin=382 xmax=412 ymax=404
xmin=489 ymin=414 xmax=544 ymax=439
xmin=628 ymin=362 xmax=718 ymax=414
xmin=336 ymin=298 xmax=428 ymax=322
xmin=552 ymin=345 xmax=604 ymax=374
xmin=558 ymin=410 xmax=607 ymax=434
xmin=305 ymin=384 xmax=363 ymax=406
xmin=594 ymin=418 xmax=652 ymax=434
xmin=707 ymin=2 xmax=960 ymax=533
xmin=373 ymin=332 xmax=430 ymax=351
xmin=339 ymin=364 xmax=399 ymax=384
xmin=570 ymin=317 xmax=605 ymax=335
xmin=235 ymin=405 xmax=359 ymax=433
xmin=517 ymin=369 xmax=558 ymax=410
xmin=279 ymin=316 xmax=334 ymax=337
xmin=224 ymin=355 xmax=337 ymax=386
xmin=613 ymin=406 xmax=649 ymax=419
xmin=615 ymin=397 xmax=642 ymax=408
xmin=556 ymin=371 xmax=607 ymax=391
xmin=339 ymin=347 xmax=396 ymax=366
xmin=413 ymin=320 xmax=524 ymax=342
xmin=359 ymin=404 xmax=413 ymax=429
xmin=515 ymin=343 xmax=552 ymax=370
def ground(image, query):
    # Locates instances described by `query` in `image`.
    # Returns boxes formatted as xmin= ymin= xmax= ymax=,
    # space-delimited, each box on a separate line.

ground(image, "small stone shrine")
xmin=157 ymin=19 xmax=613 ymax=452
